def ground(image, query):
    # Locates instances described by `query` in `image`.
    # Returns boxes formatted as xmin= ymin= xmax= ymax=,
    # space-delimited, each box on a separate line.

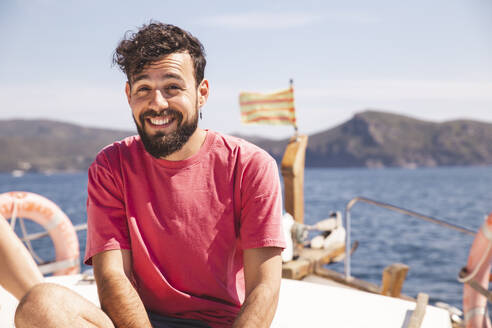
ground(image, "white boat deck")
xmin=0 ymin=274 xmax=452 ymax=327
xmin=275 ymin=278 xmax=451 ymax=327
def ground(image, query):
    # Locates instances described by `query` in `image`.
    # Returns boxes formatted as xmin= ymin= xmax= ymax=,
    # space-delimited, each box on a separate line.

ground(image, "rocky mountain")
xmin=1 ymin=111 xmax=491 ymax=172
xmin=0 ymin=120 xmax=134 ymax=173
xmin=243 ymin=110 xmax=492 ymax=168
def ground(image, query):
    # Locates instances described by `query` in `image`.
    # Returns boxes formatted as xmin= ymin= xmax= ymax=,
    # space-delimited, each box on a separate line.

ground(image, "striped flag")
xmin=239 ymin=87 xmax=296 ymax=126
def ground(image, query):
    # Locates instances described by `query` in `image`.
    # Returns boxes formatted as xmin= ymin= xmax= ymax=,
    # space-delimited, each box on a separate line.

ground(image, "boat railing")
xmin=14 ymin=220 xmax=88 ymax=275
xmin=19 ymin=223 xmax=88 ymax=243
xmin=344 ymin=196 xmax=476 ymax=279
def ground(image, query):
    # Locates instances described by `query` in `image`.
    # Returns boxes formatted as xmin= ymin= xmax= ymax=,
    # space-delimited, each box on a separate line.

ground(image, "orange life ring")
xmin=0 ymin=191 xmax=80 ymax=276
xmin=461 ymin=212 xmax=492 ymax=328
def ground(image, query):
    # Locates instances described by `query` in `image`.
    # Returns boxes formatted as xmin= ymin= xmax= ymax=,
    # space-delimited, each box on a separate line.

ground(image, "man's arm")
xmin=0 ymin=215 xmax=43 ymax=300
xmin=93 ymin=249 xmax=152 ymax=328
xmin=232 ymin=247 xmax=282 ymax=328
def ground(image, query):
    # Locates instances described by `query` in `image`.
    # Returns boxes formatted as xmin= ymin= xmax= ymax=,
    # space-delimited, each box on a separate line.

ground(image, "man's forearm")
xmin=97 ymin=273 xmax=152 ymax=328
xmin=0 ymin=217 xmax=43 ymax=300
xmin=232 ymin=282 xmax=279 ymax=328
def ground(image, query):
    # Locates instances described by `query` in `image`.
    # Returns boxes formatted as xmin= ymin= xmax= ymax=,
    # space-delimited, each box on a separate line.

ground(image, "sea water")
xmin=0 ymin=166 xmax=491 ymax=309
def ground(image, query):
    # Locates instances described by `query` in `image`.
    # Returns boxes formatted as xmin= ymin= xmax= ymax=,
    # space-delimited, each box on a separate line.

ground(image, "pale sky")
xmin=1 ymin=0 xmax=491 ymax=139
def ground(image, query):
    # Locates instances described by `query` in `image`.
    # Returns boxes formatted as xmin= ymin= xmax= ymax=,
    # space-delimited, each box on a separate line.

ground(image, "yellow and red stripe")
xmin=239 ymin=87 xmax=296 ymax=126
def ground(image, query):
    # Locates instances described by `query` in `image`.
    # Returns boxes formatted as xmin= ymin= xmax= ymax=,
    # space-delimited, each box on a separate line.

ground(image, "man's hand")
xmin=232 ymin=247 xmax=282 ymax=328
xmin=93 ymin=249 xmax=153 ymax=328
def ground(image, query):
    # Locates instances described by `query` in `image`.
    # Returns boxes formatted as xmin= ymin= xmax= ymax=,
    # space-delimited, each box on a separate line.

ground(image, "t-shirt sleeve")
xmin=84 ymin=152 xmax=131 ymax=265
xmin=239 ymin=151 xmax=286 ymax=250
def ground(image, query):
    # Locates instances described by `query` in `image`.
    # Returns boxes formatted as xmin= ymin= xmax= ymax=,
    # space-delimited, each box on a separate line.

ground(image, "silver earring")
xmin=200 ymin=108 xmax=203 ymax=120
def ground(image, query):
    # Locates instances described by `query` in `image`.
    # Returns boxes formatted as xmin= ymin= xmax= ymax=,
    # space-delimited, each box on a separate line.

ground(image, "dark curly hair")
xmin=113 ymin=22 xmax=206 ymax=87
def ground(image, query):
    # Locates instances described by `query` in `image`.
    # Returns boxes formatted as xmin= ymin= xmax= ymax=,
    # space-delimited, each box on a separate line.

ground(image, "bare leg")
xmin=0 ymin=215 xmax=43 ymax=300
xmin=15 ymin=283 xmax=115 ymax=328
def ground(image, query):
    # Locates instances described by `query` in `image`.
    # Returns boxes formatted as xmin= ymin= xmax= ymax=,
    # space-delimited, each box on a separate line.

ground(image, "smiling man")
xmin=91 ymin=22 xmax=286 ymax=328
xmin=83 ymin=22 xmax=286 ymax=328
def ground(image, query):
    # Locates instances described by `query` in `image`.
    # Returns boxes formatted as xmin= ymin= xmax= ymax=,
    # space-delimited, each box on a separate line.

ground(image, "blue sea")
xmin=1 ymin=166 xmax=491 ymax=310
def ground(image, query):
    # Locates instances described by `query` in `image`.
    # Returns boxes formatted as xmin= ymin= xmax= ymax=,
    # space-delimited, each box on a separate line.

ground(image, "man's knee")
xmin=15 ymin=282 xmax=114 ymax=328
xmin=15 ymin=283 xmax=65 ymax=327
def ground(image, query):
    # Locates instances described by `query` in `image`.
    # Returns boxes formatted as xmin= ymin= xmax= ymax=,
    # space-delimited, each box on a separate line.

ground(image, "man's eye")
xmin=164 ymin=85 xmax=182 ymax=95
xmin=136 ymin=86 xmax=150 ymax=93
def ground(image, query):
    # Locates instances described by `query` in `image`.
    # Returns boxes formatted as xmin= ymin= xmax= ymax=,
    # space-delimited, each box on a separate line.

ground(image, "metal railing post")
xmin=344 ymin=207 xmax=351 ymax=279
xmin=342 ymin=196 xmax=476 ymax=280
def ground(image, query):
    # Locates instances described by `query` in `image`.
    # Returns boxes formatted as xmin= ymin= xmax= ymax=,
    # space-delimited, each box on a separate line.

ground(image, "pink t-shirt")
xmin=84 ymin=130 xmax=285 ymax=327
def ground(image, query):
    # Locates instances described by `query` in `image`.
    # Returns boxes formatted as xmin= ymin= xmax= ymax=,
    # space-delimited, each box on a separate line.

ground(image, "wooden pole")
xmin=381 ymin=263 xmax=409 ymax=298
xmin=281 ymin=134 xmax=308 ymax=224
xmin=407 ymin=293 xmax=429 ymax=328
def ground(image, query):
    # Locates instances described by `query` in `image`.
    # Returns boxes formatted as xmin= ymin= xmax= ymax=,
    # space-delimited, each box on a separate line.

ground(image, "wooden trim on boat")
xmin=281 ymin=134 xmax=308 ymax=224
xmin=408 ymin=293 xmax=429 ymax=328
xmin=282 ymin=244 xmax=416 ymax=302
xmin=282 ymin=246 xmax=345 ymax=279
xmin=381 ymin=263 xmax=409 ymax=298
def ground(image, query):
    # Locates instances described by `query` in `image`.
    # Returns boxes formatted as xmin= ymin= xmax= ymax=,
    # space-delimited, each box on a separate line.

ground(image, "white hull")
xmin=0 ymin=274 xmax=451 ymax=327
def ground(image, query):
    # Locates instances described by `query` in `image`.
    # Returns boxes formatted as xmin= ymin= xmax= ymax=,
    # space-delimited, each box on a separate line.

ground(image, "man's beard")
xmin=134 ymin=108 xmax=198 ymax=159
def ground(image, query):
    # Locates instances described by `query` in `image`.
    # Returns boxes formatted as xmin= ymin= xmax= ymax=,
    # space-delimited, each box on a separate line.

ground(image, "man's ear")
xmin=197 ymin=79 xmax=209 ymax=108
xmin=125 ymin=82 xmax=131 ymax=104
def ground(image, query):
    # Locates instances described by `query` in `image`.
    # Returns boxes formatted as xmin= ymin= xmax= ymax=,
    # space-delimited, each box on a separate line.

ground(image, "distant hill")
xmin=1 ymin=111 xmax=492 ymax=172
xmin=240 ymin=110 xmax=492 ymax=168
xmin=0 ymin=120 xmax=133 ymax=173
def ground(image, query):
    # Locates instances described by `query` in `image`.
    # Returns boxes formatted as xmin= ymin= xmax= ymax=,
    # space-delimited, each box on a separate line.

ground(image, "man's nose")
xmin=149 ymin=90 xmax=168 ymax=109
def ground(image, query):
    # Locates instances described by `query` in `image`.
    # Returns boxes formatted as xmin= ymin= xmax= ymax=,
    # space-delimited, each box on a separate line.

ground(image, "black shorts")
xmin=147 ymin=311 xmax=211 ymax=328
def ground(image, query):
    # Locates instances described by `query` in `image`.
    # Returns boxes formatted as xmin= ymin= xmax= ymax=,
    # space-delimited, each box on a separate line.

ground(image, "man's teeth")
xmin=149 ymin=117 xmax=171 ymax=125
